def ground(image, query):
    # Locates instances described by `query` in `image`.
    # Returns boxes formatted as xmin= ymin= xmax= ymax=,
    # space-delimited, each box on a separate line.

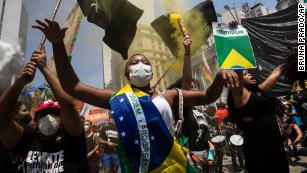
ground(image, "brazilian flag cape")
xmin=109 ymin=85 xmax=194 ymax=173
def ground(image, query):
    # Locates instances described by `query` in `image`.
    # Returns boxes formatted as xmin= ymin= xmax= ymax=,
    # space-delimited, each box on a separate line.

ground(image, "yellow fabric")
xmin=115 ymin=84 xmax=148 ymax=97
xmin=115 ymin=85 xmax=188 ymax=172
xmin=150 ymin=137 xmax=187 ymax=173
xmin=292 ymin=81 xmax=303 ymax=92
xmin=221 ymin=49 xmax=255 ymax=69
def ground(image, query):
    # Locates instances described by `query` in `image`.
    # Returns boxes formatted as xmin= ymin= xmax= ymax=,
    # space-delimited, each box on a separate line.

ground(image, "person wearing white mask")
xmin=33 ymin=19 xmax=239 ymax=172
xmin=84 ymin=120 xmax=100 ymax=173
xmin=0 ymin=45 xmax=87 ymax=172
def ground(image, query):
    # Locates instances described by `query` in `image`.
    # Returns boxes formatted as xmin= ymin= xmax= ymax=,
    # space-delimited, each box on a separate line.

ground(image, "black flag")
xmin=77 ymin=0 xmax=143 ymax=59
xmin=151 ymin=0 xmax=217 ymax=58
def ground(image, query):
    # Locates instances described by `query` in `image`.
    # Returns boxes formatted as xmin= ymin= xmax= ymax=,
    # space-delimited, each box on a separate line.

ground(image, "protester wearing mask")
xmin=227 ymin=66 xmax=289 ymax=173
xmin=0 ymin=100 xmax=37 ymax=173
xmin=9 ymin=101 xmax=36 ymax=129
xmin=84 ymin=120 xmax=100 ymax=173
xmin=33 ymin=19 xmax=239 ymax=173
xmin=0 ymin=45 xmax=87 ymax=172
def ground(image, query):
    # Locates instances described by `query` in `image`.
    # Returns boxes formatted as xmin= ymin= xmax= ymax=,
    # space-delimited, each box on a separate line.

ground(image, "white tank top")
xmin=152 ymin=92 xmax=175 ymax=136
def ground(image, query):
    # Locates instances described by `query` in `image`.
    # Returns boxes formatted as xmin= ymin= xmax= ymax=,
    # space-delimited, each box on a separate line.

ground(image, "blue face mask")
xmin=19 ymin=115 xmax=32 ymax=124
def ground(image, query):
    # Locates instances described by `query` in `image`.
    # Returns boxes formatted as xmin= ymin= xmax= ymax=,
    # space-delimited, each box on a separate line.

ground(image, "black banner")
xmin=242 ymin=4 xmax=300 ymax=96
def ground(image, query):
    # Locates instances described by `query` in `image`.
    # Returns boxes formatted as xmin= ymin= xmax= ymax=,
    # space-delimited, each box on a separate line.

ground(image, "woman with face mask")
xmin=0 ymin=45 xmax=87 ymax=173
xmin=0 ymin=102 xmax=35 ymax=173
xmin=33 ymin=19 xmax=239 ymax=173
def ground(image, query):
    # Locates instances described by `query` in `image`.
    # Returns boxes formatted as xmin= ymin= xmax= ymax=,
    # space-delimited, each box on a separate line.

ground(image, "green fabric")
xmin=187 ymin=163 xmax=198 ymax=173
xmin=77 ymin=0 xmax=143 ymax=59
xmin=214 ymin=35 xmax=256 ymax=67
xmin=117 ymin=141 xmax=134 ymax=173
xmin=111 ymin=91 xmax=132 ymax=172
xmin=178 ymin=135 xmax=198 ymax=173
xmin=178 ymin=134 xmax=189 ymax=147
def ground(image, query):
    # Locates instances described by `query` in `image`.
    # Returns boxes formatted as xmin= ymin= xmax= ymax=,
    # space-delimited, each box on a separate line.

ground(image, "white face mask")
xmin=38 ymin=114 xmax=60 ymax=136
xmin=128 ymin=62 xmax=153 ymax=87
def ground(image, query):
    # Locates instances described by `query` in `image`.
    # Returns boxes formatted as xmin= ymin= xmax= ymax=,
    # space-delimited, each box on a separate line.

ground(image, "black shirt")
xmin=99 ymin=123 xmax=118 ymax=154
xmin=228 ymin=92 xmax=289 ymax=173
xmin=13 ymin=125 xmax=87 ymax=173
xmin=0 ymin=142 xmax=18 ymax=173
xmin=182 ymin=106 xmax=210 ymax=151
xmin=86 ymin=133 xmax=99 ymax=173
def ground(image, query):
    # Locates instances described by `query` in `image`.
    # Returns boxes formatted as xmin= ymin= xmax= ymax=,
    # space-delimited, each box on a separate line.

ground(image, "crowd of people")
xmin=0 ymin=18 xmax=306 ymax=173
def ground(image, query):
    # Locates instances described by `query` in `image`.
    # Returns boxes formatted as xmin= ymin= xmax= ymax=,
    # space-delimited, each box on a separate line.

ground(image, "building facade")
xmin=276 ymin=0 xmax=298 ymax=11
xmin=221 ymin=7 xmax=246 ymax=24
xmin=0 ymin=0 xmax=28 ymax=92
xmin=249 ymin=3 xmax=269 ymax=18
xmin=0 ymin=0 xmax=28 ymax=53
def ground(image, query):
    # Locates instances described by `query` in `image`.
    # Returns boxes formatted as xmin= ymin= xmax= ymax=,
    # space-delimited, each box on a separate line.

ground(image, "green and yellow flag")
xmin=213 ymin=22 xmax=257 ymax=69
xmin=48 ymin=3 xmax=83 ymax=74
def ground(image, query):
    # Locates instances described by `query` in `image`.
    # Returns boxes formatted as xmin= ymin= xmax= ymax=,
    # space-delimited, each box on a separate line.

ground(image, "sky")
xmin=24 ymin=0 xmax=277 ymax=88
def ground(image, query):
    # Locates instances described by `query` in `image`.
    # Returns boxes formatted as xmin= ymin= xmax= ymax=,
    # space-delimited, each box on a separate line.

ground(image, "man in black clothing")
xmin=0 ymin=46 xmax=87 ymax=172
xmin=99 ymin=122 xmax=119 ymax=173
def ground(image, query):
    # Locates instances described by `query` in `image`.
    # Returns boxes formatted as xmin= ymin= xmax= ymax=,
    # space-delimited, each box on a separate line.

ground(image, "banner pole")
xmin=39 ymin=0 xmax=62 ymax=49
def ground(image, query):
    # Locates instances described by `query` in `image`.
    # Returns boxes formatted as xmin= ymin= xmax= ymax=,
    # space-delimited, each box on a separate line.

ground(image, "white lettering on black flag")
xmin=23 ymin=150 xmax=65 ymax=173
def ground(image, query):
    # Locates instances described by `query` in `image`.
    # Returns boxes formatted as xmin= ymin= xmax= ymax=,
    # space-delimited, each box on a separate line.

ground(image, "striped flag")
xmin=201 ymin=51 xmax=214 ymax=83
xmin=48 ymin=3 xmax=83 ymax=74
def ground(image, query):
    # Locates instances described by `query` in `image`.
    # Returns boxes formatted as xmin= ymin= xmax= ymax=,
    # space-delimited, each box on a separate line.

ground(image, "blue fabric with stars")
xmin=110 ymin=90 xmax=173 ymax=172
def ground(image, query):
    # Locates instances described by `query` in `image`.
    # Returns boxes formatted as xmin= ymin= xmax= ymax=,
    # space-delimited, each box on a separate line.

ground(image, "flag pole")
xmin=39 ymin=0 xmax=62 ymax=49
xmin=152 ymin=60 xmax=177 ymax=90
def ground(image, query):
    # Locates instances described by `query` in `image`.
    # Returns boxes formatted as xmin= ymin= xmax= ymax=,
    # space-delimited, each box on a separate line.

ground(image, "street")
xmin=222 ymin=146 xmax=307 ymax=173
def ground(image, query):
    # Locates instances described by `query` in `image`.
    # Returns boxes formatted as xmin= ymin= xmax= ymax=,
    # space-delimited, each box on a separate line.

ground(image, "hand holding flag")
xmin=30 ymin=44 xmax=47 ymax=70
xmin=18 ymin=62 xmax=37 ymax=86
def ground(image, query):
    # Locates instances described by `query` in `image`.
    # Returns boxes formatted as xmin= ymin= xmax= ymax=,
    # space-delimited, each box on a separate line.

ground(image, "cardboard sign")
xmin=213 ymin=22 xmax=257 ymax=69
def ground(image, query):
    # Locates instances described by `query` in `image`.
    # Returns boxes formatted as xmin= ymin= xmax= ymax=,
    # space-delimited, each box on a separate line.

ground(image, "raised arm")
xmin=0 ymin=62 xmax=36 ymax=148
xmin=164 ymin=70 xmax=238 ymax=107
xmin=258 ymin=64 xmax=284 ymax=91
xmin=32 ymin=19 xmax=113 ymax=109
xmin=181 ymin=35 xmax=192 ymax=90
xmin=31 ymin=46 xmax=83 ymax=137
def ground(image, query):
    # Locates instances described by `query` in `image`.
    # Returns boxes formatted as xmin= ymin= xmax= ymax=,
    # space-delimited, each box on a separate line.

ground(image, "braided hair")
xmin=283 ymin=47 xmax=307 ymax=89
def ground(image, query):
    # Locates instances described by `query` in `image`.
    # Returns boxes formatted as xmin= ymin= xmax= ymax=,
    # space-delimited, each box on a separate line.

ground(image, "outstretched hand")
xmin=229 ymin=21 xmax=239 ymax=28
xmin=32 ymin=19 xmax=67 ymax=44
xmin=218 ymin=69 xmax=239 ymax=88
